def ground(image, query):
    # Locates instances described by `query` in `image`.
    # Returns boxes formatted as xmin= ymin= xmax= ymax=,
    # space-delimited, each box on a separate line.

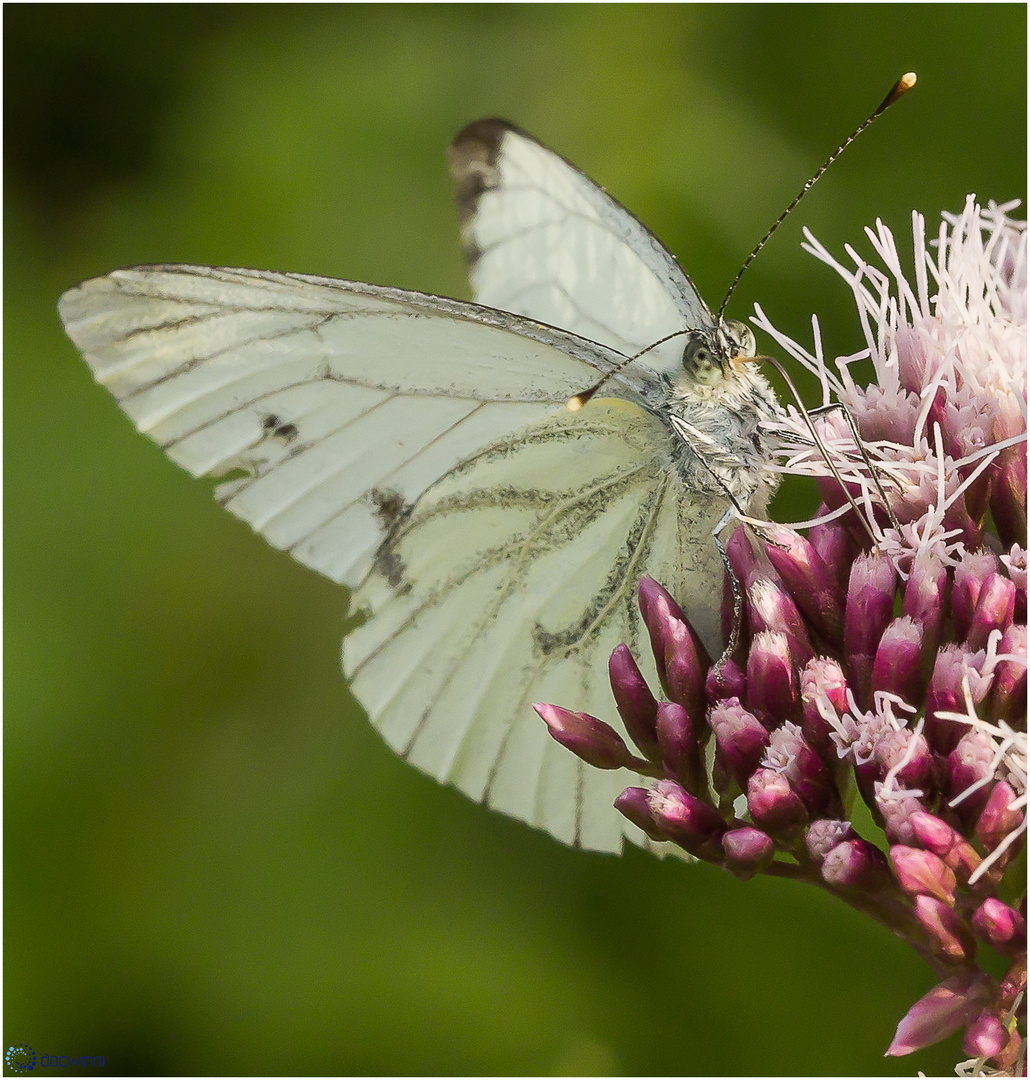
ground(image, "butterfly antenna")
xmin=716 ymin=71 xmax=916 ymax=322
xmin=566 ymin=328 xmax=698 ymax=410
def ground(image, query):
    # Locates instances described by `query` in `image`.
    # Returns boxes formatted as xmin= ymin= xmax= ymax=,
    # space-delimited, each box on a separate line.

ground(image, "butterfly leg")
xmin=801 ymin=401 xmax=902 ymax=532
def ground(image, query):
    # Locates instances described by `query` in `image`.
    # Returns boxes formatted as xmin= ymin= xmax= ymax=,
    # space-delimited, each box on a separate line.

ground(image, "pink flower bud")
xmin=889 ymin=845 xmax=957 ymax=905
xmin=746 ymin=578 xmax=813 ymax=666
xmin=662 ymin=617 xmax=707 ymax=724
xmin=962 ymin=1010 xmax=1009 ymax=1060
xmin=656 ymin=702 xmax=705 ymax=794
xmin=975 ymin=780 xmax=1024 ymax=855
xmin=805 ymin=819 xmax=856 ymax=862
xmin=946 ymin=729 xmax=996 ymax=829
xmin=908 ymin=812 xmax=982 ymax=880
xmin=648 ymin=780 xmax=726 ymax=857
xmin=989 ymin=623 xmax=1027 ymax=722
xmin=808 ymin=519 xmax=856 ymax=592
xmin=706 ymin=657 xmax=746 ymax=702
xmin=638 ymin=577 xmax=704 ymax=694
xmin=746 ymin=631 xmax=799 ymax=729
xmin=965 ymin=572 xmax=1017 ymax=651
xmin=762 ymin=525 xmax=845 ymax=643
xmin=747 ymin=768 xmax=808 ymax=836
xmin=902 ymin=549 xmax=948 ymax=655
xmin=913 ymin=894 xmax=975 ymax=961
xmin=614 ymin=787 xmax=665 ymax=842
xmin=799 ymin=658 xmax=848 ymax=761
xmin=533 ymin=703 xmax=634 ymax=770
xmin=874 ymin=727 xmax=934 ymax=794
xmin=763 ymin=722 xmax=836 ymax=816
xmin=608 ymin=645 xmax=660 ymax=760
xmin=709 ymin=698 xmax=769 ymax=788
xmin=845 ymin=554 xmax=896 ymax=703
xmin=721 ymin=826 xmax=775 ymax=879
xmin=953 ymin=549 xmax=1000 ymax=641
xmin=820 ymin=838 xmax=889 ymax=891
xmin=926 ymin=645 xmax=990 ymax=754
xmin=989 ymin=442 xmax=1027 ymax=550
xmin=886 ymin=972 xmax=995 ymax=1056
xmin=877 ymin=788 xmax=925 ymax=845
xmin=971 ymin=898 xmax=1026 ymax=956
xmin=871 ymin=616 xmax=924 ymax=702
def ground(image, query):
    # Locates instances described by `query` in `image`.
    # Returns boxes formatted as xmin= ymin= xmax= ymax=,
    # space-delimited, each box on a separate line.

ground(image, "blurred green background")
xmin=5 ymin=5 xmax=1026 ymax=1076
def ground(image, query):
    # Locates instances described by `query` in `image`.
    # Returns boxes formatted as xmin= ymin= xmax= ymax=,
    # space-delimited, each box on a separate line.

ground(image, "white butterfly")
xmin=59 ymin=119 xmax=783 ymax=854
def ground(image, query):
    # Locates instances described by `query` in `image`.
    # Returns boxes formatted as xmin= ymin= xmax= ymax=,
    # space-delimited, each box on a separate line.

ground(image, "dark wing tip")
xmin=447 ymin=118 xmax=520 ymax=222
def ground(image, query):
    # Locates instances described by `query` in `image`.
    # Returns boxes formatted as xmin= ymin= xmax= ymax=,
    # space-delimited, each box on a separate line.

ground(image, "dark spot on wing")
xmin=261 ymin=413 xmax=299 ymax=444
xmin=373 ymin=548 xmax=408 ymax=591
xmin=368 ymin=486 xmax=409 ymax=532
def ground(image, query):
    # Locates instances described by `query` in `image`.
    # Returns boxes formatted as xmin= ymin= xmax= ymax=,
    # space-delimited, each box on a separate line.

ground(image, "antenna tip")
xmin=566 ymin=394 xmax=586 ymax=412
xmin=877 ymin=71 xmax=918 ymax=113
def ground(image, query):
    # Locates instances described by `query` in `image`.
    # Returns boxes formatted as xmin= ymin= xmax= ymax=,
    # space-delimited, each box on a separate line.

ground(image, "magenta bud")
xmin=820 ymin=837 xmax=889 ymax=891
xmin=874 ymin=727 xmax=935 ymax=794
xmin=971 ymin=898 xmax=1027 ymax=956
xmin=889 ymin=845 xmax=957 ymax=905
xmin=962 ymin=1011 xmax=1009 ymax=1060
xmin=975 ymin=780 xmax=1024 ymax=855
xmin=885 ymin=973 xmax=995 ymax=1056
xmin=845 ymin=553 xmax=896 ymax=655
xmin=844 ymin=553 xmax=896 ymax=703
xmin=908 ymin=812 xmax=982 ymax=880
xmin=746 ymin=578 xmax=814 ymax=666
xmin=989 ymin=443 xmax=1028 ymax=549
xmin=721 ymin=826 xmax=775 ymax=879
xmin=608 ymin=645 xmax=660 ymax=760
xmin=662 ymin=618 xmax=707 ymax=723
xmin=926 ymin=645 xmax=989 ymax=755
xmin=648 ymin=780 xmax=726 ymax=856
xmin=946 ymin=730 xmax=996 ymax=830
xmin=871 ymin=617 xmax=924 ymax=702
xmin=799 ymin=658 xmax=848 ymax=761
xmin=901 ymin=549 xmax=948 ymax=656
xmin=725 ymin=525 xmax=759 ymax=589
xmin=953 ymin=550 xmax=1000 ymax=640
xmin=638 ymin=577 xmax=691 ymax=692
xmin=614 ymin=787 xmax=666 ymax=842
xmin=763 ymin=525 xmax=845 ymax=642
xmin=746 ymin=631 xmax=799 ymax=728
xmin=709 ymin=698 xmax=770 ymax=788
xmin=877 ymin=788 xmax=926 ymax=845
xmin=656 ymin=701 xmax=705 ymax=793
xmin=706 ymin=658 xmax=746 ymax=702
xmin=808 ymin=520 xmax=857 ymax=592
xmin=747 ymin=768 xmax=808 ymax=836
xmin=533 ymin=703 xmax=633 ymax=770
xmin=990 ymin=624 xmax=1027 ymax=722
xmin=805 ymin=819 xmax=856 ymax=862
xmin=914 ymin=895 xmax=976 ymax=961
xmin=966 ymin=572 xmax=1017 ymax=651
xmin=764 ymin=722 xmax=836 ymax=816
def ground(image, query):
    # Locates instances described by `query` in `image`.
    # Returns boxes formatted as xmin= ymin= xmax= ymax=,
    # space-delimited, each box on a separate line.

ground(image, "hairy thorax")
xmin=661 ymin=364 xmax=784 ymax=509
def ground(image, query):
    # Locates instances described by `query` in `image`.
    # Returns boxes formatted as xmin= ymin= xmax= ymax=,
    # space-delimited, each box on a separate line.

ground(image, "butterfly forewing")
xmin=60 ymin=265 xmax=633 ymax=589
xmin=450 ymin=119 xmax=714 ymax=374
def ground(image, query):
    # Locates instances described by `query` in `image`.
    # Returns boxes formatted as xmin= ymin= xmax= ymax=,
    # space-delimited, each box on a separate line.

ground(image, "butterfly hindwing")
xmin=449 ymin=119 xmax=713 ymax=374
xmin=347 ymin=397 xmax=729 ymax=851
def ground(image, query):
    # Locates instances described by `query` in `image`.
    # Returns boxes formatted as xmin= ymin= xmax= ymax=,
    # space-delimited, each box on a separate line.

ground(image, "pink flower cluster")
xmin=535 ymin=200 xmax=1026 ymax=1073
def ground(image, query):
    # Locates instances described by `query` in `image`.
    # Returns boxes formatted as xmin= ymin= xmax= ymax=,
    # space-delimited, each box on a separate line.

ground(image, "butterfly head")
xmin=681 ymin=320 xmax=757 ymax=386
